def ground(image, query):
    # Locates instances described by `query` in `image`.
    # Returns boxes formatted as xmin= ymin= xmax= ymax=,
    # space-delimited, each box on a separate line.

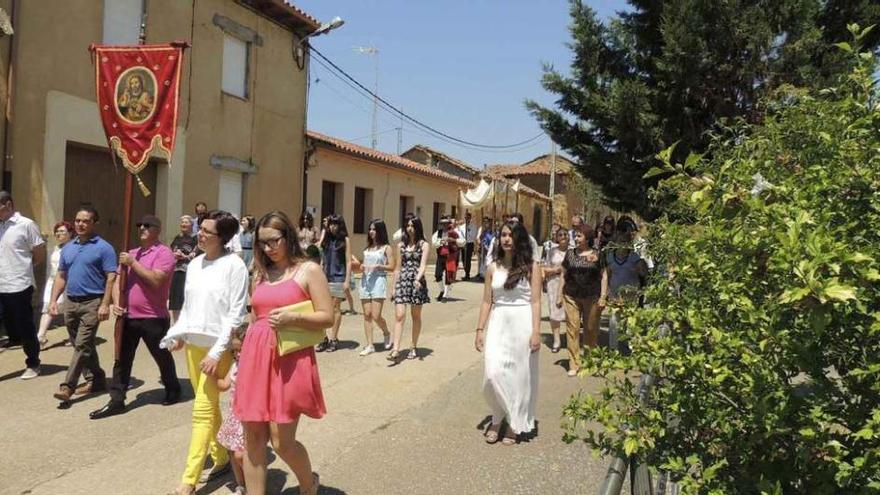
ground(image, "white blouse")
xmin=164 ymin=252 xmax=249 ymax=360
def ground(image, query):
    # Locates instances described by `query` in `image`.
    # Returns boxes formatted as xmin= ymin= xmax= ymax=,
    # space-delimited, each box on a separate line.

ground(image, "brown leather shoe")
xmin=53 ymin=384 xmax=73 ymax=401
xmin=74 ymin=379 xmax=107 ymax=396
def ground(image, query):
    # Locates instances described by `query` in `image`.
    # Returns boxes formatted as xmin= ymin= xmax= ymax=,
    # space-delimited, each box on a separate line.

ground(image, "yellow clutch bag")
xmin=274 ymin=300 xmax=324 ymax=356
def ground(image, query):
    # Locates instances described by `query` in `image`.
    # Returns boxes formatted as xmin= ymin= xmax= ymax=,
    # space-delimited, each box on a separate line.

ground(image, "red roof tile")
xmin=487 ymin=154 xmax=576 ymax=177
xmin=403 ymin=145 xmax=481 ymax=176
xmin=307 ymin=131 xmax=475 ymax=187
xmin=240 ymin=0 xmax=321 ymax=32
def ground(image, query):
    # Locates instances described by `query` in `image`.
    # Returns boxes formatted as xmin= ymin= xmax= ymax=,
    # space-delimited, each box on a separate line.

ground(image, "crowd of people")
xmin=0 ymin=188 xmax=650 ymax=494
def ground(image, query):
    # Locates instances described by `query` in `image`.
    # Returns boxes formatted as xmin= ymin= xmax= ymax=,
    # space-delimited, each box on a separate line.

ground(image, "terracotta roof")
xmin=481 ymin=175 xmax=551 ymax=203
xmin=307 ymin=131 xmax=475 ymax=187
xmin=403 ymin=145 xmax=481 ymax=176
xmin=487 ymin=154 xmax=576 ymax=177
xmin=239 ymin=0 xmax=321 ymax=32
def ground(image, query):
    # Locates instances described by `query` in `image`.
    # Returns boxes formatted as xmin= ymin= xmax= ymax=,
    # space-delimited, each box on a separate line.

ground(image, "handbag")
xmin=274 ymin=300 xmax=324 ymax=356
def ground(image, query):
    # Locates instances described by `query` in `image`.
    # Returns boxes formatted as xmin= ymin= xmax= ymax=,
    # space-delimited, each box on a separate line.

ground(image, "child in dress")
xmin=215 ymin=327 xmax=246 ymax=494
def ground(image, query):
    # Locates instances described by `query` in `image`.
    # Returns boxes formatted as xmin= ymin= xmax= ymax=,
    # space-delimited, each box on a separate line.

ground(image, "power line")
xmin=311 ymin=54 xmax=544 ymax=154
xmin=309 ymin=46 xmax=545 ymax=150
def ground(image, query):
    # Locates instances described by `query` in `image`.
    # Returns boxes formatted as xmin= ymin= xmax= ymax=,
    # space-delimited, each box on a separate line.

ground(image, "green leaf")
xmin=623 ymin=436 xmax=639 ymax=456
xmin=834 ymin=42 xmax=853 ymax=53
xmin=643 ymin=166 xmax=669 ymax=180
xmin=823 ymin=281 xmax=857 ymax=302
xmin=780 ymin=287 xmax=810 ymax=304
xmin=853 ymin=428 xmax=874 ymax=440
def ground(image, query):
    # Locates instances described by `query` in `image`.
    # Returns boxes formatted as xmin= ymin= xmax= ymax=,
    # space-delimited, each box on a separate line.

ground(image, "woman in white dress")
xmin=541 ymin=227 xmax=569 ymax=353
xmin=474 ymin=221 xmax=541 ymax=445
xmin=37 ymin=221 xmax=72 ymax=348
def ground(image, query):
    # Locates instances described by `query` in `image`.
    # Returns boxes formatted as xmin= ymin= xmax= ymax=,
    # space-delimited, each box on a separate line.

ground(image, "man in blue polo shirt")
xmin=49 ymin=204 xmax=116 ymax=403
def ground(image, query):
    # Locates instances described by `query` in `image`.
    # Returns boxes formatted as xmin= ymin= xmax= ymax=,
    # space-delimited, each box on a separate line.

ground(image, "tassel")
xmin=135 ymin=173 xmax=151 ymax=197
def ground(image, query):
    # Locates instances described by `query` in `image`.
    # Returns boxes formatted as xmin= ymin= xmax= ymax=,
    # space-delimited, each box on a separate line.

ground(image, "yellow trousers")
xmin=181 ymin=344 xmax=232 ymax=485
xmin=562 ymin=294 xmax=602 ymax=370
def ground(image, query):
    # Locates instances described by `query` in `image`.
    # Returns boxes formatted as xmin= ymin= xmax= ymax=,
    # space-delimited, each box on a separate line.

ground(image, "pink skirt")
xmin=233 ymin=320 xmax=326 ymax=423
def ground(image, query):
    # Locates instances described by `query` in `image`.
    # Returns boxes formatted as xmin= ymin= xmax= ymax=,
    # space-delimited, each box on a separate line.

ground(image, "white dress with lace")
xmin=482 ymin=266 xmax=538 ymax=434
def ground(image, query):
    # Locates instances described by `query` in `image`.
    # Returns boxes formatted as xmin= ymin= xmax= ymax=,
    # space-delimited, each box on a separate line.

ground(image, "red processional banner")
xmin=91 ymin=43 xmax=185 ymax=175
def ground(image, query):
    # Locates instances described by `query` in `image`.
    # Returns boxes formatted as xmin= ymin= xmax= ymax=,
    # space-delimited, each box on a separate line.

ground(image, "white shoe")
xmin=383 ymin=333 xmax=392 ymax=350
xmin=20 ymin=367 xmax=40 ymax=380
xmin=443 ymin=286 xmax=451 ymax=299
xmin=359 ymin=345 xmax=375 ymax=356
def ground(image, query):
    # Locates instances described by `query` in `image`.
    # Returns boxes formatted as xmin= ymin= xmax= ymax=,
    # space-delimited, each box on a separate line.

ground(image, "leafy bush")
xmin=568 ymin=27 xmax=880 ymax=494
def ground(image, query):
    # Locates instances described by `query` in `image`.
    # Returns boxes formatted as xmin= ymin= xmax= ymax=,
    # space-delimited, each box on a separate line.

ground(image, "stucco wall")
xmin=306 ymin=146 xmax=465 ymax=257
xmin=9 ymin=0 xmax=307 ymax=238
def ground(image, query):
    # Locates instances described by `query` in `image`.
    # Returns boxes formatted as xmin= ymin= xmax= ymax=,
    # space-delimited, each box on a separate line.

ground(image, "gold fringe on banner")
xmin=135 ymin=174 xmax=151 ymax=197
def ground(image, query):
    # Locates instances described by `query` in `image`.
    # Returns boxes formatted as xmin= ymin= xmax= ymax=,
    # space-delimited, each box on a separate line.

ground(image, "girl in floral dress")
xmin=389 ymin=216 xmax=430 ymax=361
xmin=216 ymin=327 xmax=246 ymax=494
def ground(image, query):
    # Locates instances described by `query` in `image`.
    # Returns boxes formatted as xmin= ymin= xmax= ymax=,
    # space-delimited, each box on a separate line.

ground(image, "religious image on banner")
xmin=91 ymin=43 xmax=185 ymax=183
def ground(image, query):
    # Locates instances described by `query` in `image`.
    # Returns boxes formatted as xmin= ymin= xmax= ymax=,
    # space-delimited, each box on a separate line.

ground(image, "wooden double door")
xmin=63 ymin=143 xmax=158 ymax=252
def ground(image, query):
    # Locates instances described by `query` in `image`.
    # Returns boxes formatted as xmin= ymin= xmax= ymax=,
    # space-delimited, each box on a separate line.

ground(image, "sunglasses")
xmin=136 ymin=223 xmax=157 ymax=229
xmin=257 ymin=236 xmax=284 ymax=249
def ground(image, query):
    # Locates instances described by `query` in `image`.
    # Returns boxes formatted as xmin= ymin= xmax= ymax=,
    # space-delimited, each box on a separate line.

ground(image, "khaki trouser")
xmin=563 ymin=294 xmax=602 ymax=370
xmin=63 ymin=296 xmax=106 ymax=388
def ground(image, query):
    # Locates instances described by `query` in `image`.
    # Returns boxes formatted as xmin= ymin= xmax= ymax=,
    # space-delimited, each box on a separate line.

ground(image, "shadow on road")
xmin=331 ymin=340 xmax=360 ymax=351
xmin=126 ymin=377 xmax=194 ymax=412
xmin=385 ymin=347 xmax=434 ymax=367
xmin=0 ymin=363 xmax=67 ymax=382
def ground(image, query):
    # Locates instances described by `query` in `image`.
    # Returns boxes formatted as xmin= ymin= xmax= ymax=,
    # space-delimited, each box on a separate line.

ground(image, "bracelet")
xmin=475 ymin=328 xmax=484 ymax=333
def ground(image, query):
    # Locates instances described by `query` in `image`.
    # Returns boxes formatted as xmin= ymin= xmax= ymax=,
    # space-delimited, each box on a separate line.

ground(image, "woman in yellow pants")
xmin=162 ymin=210 xmax=250 ymax=495
xmin=556 ymin=224 xmax=607 ymax=377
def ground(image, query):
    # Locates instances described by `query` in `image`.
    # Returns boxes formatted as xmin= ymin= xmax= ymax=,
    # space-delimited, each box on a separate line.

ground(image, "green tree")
xmin=527 ymin=0 xmax=880 ymax=219
xmin=566 ymin=31 xmax=880 ymax=493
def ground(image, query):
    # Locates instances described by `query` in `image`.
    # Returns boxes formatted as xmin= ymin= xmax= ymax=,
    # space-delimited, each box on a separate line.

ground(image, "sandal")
xmin=305 ymin=472 xmax=320 ymax=495
xmin=386 ymin=349 xmax=400 ymax=361
xmin=485 ymin=424 xmax=501 ymax=444
xmin=501 ymin=425 xmax=517 ymax=446
xmin=551 ymin=344 xmax=561 ymax=353
xmin=39 ymin=338 xmax=50 ymax=351
xmin=406 ymin=347 xmax=418 ymax=360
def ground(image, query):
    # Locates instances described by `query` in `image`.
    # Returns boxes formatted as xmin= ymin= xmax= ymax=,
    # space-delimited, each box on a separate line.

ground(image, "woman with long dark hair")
xmin=557 ymin=224 xmax=607 ymax=377
xmin=316 ymin=214 xmax=350 ymax=352
xmin=595 ymin=215 xmax=616 ymax=251
xmin=297 ymin=211 xmax=319 ymax=251
xmin=163 ymin=210 xmax=249 ymax=495
xmin=389 ymin=216 xmax=430 ymax=361
xmin=357 ymin=219 xmax=394 ymax=356
xmin=474 ymin=221 xmax=541 ymax=445
xmin=235 ymin=211 xmax=333 ymax=495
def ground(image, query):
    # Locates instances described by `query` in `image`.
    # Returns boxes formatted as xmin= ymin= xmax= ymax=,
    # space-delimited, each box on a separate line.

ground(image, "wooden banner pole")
xmin=113 ymin=6 xmax=148 ymax=360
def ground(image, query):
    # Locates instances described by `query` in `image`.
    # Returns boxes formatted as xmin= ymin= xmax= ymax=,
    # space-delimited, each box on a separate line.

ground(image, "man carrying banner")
xmin=90 ymin=214 xmax=181 ymax=419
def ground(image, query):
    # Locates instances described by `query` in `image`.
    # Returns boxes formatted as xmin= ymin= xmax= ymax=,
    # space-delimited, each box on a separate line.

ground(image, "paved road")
xmin=0 ymin=278 xmax=609 ymax=495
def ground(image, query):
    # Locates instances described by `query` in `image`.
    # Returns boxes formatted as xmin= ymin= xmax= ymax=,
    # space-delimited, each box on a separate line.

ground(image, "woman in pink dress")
xmin=234 ymin=211 xmax=334 ymax=495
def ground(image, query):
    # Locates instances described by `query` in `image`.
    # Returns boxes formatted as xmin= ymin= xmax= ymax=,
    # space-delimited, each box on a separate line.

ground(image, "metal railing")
xmin=598 ymin=323 xmax=679 ymax=495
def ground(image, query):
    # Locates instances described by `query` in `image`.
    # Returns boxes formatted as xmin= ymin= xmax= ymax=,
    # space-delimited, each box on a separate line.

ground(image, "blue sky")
xmin=295 ymin=0 xmax=628 ymax=169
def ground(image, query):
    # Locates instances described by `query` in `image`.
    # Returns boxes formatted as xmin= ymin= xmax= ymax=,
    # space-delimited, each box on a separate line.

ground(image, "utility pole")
xmin=354 ymin=45 xmax=379 ymax=149
xmin=549 ymin=140 xmax=556 ymax=241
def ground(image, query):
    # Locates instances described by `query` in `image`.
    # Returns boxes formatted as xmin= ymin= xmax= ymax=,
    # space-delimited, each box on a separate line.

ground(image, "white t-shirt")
xmin=0 ymin=212 xmax=45 ymax=293
xmin=163 ymin=252 xmax=249 ymax=359
xmin=458 ymin=222 xmax=478 ymax=243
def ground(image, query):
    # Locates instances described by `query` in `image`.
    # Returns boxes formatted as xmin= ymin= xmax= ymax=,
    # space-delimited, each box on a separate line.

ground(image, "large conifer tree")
xmin=528 ymin=0 xmax=880 ymax=218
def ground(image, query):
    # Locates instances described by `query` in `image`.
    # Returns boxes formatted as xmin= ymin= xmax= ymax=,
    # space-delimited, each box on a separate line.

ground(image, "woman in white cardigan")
xmin=162 ymin=210 xmax=249 ymax=495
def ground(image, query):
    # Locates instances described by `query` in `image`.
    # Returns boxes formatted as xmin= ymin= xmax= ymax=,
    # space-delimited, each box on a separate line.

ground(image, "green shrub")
xmin=569 ymin=26 xmax=880 ymax=494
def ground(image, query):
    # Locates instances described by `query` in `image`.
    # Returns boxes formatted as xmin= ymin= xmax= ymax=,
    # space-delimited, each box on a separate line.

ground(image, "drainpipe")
xmin=1 ymin=0 xmax=18 ymax=192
